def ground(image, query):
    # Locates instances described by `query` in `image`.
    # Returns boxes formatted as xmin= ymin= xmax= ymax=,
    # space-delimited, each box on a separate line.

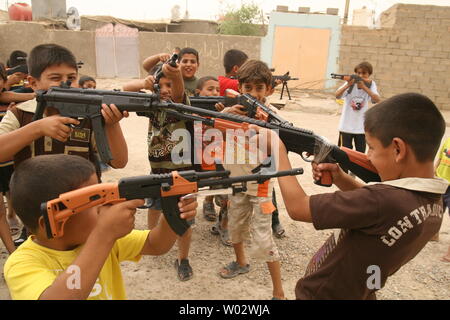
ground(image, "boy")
xmin=0 ymin=44 xmax=128 ymax=172
xmin=4 ymin=154 xmax=197 ymax=300
xmin=178 ymin=47 xmax=200 ymax=96
xmin=78 ymin=76 xmax=96 ymax=89
xmin=219 ymin=60 xmax=286 ymax=300
xmin=125 ymin=56 xmax=196 ymax=282
xmin=218 ymin=49 xmax=248 ymax=96
xmin=336 ymin=61 xmax=380 ymax=155
xmin=252 ymin=92 xmax=447 ymax=299
xmin=194 ymin=76 xmax=231 ymax=246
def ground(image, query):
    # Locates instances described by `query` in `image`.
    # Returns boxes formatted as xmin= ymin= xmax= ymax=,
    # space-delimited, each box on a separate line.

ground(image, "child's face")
xmin=159 ymin=77 xmax=172 ymax=101
xmin=82 ymin=80 xmax=96 ymax=89
xmin=179 ymin=54 xmax=199 ymax=80
xmin=29 ymin=63 xmax=78 ymax=91
xmin=239 ymin=81 xmax=270 ymax=102
xmin=366 ymin=132 xmax=397 ymax=181
xmin=355 ymin=68 xmax=370 ymax=81
xmin=197 ymin=80 xmax=220 ymax=97
xmin=58 ymin=174 xmax=100 ymax=247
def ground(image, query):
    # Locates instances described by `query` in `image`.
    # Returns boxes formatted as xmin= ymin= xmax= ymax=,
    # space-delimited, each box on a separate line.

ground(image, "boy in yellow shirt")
xmin=4 ymin=154 xmax=197 ymax=300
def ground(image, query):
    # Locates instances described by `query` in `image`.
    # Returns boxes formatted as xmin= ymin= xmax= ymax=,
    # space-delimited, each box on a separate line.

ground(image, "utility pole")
xmin=344 ymin=0 xmax=350 ymax=24
xmin=184 ymin=0 xmax=189 ymax=19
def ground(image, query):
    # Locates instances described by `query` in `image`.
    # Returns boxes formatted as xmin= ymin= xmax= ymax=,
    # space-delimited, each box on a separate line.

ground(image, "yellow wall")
xmin=272 ymin=26 xmax=330 ymax=90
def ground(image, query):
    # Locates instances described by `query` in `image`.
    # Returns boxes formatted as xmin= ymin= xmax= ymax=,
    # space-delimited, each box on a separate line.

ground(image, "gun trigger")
xmin=138 ymin=198 xmax=155 ymax=209
xmin=161 ymin=182 xmax=171 ymax=192
xmin=251 ymin=157 xmax=273 ymax=174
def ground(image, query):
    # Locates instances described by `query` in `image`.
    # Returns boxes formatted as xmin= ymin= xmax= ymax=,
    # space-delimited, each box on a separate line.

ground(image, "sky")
xmin=2 ymin=0 xmax=450 ymax=22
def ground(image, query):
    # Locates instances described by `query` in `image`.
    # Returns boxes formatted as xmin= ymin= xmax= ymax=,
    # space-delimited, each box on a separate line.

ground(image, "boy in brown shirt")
xmin=251 ymin=92 xmax=448 ymax=299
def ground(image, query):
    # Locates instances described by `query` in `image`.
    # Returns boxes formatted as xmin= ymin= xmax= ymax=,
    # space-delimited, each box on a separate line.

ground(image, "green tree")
xmin=218 ymin=3 xmax=264 ymax=36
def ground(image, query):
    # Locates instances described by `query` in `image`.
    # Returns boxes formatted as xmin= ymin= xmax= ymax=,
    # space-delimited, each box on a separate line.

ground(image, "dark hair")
xmin=79 ymin=75 xmax=96 ymax=87
xmin=237 ymin=60 xmax=272 ymax=87
xmin=354 ymin=61 xmax=373 ymax=75
xmin=10 ymin=155 xmax=97 ymax=233
xmin=7 ymin=50 xmax=27 ymax=68
xmin=178 ymin=47 xmax=200 ymax=64
xmin=365 ymin=93 xmax=445 ymax=162
xmin=0 ymin=63 xmax=7 ymax=82
xmin=224 ymin=49 xmax=248 ymax=74
xmin=196 ymin=76 xmax=218 ymax=91
xmin=28 ymin=44 xmax=78 ymax=79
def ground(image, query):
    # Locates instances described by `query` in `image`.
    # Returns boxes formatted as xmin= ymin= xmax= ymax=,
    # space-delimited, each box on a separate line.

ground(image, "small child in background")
xmin=434 ymin=137 xmax=450 ymax=262
xmin=219 ymin=49 xmax=248 ymax=96
xmin=79 ymin=76 xmax=97 ymax=89
xmin=178 ymin=48 xmax=200 ymax=96
xmin=194 ymin=76 xmax=231 ymax=247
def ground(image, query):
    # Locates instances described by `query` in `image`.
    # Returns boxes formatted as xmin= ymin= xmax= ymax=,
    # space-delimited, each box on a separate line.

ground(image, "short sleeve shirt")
xmin=338 ymin=81 xmax=379 ymax=134
xmin=296 ymin=179 xmax=446 ymax=300
xmin=219 ymin=76 xmax=239 ymax=96
xmin=4 ymin=230 xmax=150 ymax=300
xmin=436 ymin=138 xmax=450 ymax=182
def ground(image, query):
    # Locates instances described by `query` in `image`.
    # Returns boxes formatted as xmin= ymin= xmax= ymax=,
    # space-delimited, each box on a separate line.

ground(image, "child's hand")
xmin=215 ymin=102 xmax=225 ymax=112
xmin=96 ymin=199 xmax=145 ymax=241
xmin=102 ymin=104 xmax=129 ymax=125
xmin=158 ymin=53 xmax=171 ymax=63
xmin=312 ymin=162 xmax=342 ymax=182
xmin=178 ymin=197 xmax=198 ymax=220
xmin=162 ymin=62 xmax=181 ymax=80
xmin=222 ymin=105 xmax=247 ymax=116
xmin=37 ymin=116 xmax=80 ymax=142
xmin=143 ymin=75 xmax=155 ymax=91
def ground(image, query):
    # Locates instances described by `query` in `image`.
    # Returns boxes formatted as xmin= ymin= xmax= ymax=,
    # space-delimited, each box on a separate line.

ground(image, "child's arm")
xmin=162 ymin=63 xmax=184 ymax=103
xmin=335 ymin=80 xmax=354 ymax=99
xmin=39 ymin=199 xmax=144 ymax=300
xmin=140 ymin=197 xmax=197 ymax=255
xmin=143 ymin=53 xmax=170 ymax=73
xmin=0 ymin=115 xmax=80 ymax=162
xmin=358 ymin=81 xmax=381 ymax=104
xmin=101 ymin=104 xmax=129 ymax=168
xmin=0 ymin=91 xmax=35 ymax=103
xmin=122 ymin=76 xmax=155 ymax=92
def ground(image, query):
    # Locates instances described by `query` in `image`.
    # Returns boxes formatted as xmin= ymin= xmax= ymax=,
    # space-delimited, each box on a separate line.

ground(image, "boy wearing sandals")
xmin=219 ymin=60 xmax=286 ymax=300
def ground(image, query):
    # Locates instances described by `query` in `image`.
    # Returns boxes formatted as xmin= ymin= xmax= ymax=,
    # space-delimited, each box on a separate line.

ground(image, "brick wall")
xmin=339 ymin=4 xmax=450 ymax=110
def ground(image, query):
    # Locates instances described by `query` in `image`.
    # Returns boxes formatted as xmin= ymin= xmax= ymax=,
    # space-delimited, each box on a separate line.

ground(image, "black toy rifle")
xmin=273 ymin=71 xmax=299 ymax=100
xmin=153 ymin=53 xmax=179 ymax=94
xmin=41 ymin=167 xmax=304 ymax=238
xmin=32 ymin=86 xmax=380 ymax=186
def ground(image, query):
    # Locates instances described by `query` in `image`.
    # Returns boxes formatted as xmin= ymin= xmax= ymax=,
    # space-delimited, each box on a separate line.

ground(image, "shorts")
xmin=0 ymin=165 xmax=14 ymax=194
xmin=228 ymin=193 xmax=279 ymax=262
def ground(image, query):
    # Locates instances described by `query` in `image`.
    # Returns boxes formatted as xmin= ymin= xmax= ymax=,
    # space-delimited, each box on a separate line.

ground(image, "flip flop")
xmin=203 ymin=202 xmax=217 ymax=222
xmin=272 ymin=223 xmax=285 ymax=239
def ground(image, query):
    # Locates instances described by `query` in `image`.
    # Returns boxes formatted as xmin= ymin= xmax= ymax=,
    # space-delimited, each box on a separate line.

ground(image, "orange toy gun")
xmin=331 ymin=73 xmax=372 ymax=94
xmin=41 ymin=167 xmax=304 ymax=239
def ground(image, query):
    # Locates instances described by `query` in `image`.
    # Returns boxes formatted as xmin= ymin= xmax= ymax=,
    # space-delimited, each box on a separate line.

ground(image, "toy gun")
xmin=330 ymin=73 xmax=372 ymax=94
xmin=153 ymin=53 xmax=179 ymax=94
xmin=272 ymin=71 xmax=298 ymax=100
xmin=160 ymin=103 xmax=380 ymax=186
xmin=6 ymin=64 xmax=28 ymax=76
xmin=32 ymin=86 xmax=380 ymax=185
xmin=41 ymin=167 xmax=304 ymax=238
xmin=190 ymin=89 xmax=289 ymax=125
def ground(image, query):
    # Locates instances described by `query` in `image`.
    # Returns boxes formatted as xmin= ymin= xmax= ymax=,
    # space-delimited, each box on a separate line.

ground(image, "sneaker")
xmin=203 ymin=202 xmax=217 ymax=221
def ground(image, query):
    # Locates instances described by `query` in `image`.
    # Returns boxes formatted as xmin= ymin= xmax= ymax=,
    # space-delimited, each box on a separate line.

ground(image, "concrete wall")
xmin=168 ymin=20 xmax=218 ymax=34
xmin=0 ymin=22 xmax=97 ymax=77
xmin=139 ymin=32 xmax=261 ymax=78
xmin=339 ymin=4 xmax=450 ymax=110
xmin=261 ymin=11 xmax=341 ymax=90
xmin=31 ymin=0 xmax=67 ymax=20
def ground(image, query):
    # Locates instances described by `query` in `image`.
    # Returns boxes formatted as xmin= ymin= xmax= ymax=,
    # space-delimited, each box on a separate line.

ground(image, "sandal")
xmin=8 ymin=217 xmax=21 ymax=237
xmin=272 ymin=223 xmax=286 ymax=239
xmin=219 ymin=261 xmax=250 ymax=279
xmin=203 ymin=202 xmax=217 ymax=222
xmin=175 ymin=259 xmax=193 ymax=281
xmin=218 ymin=227 xmax=232 ymax=247
xmin=210 ymin=221 xmax=220 ymax=235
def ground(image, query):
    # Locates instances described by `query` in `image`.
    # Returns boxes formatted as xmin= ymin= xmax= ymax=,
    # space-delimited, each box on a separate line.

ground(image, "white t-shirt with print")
xmin=338 ymin=81 xmax=379 ymax=134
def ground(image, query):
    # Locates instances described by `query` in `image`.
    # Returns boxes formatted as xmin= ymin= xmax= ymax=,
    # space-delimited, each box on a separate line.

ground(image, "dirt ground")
xmin=0 ymin=79 xmax=449 ymax=300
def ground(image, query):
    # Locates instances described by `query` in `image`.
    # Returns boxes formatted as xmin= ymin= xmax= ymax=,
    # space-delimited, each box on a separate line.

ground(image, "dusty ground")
xmin=0 ymin=79 xmax=449 ymax=300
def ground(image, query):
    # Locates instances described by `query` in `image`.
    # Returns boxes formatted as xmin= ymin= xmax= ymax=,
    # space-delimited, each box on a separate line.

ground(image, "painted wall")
xmin=261 ymin=11 xmax=340 ymax=90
